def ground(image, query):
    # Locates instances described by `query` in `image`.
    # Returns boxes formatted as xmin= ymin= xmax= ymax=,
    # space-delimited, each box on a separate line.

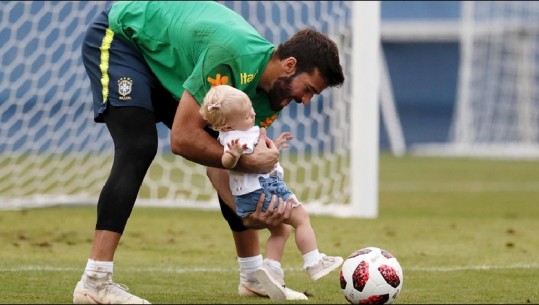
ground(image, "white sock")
xmin=265 ymin=258 xmax=284 ymax=277
xmin=265 ymin=258 xmax=282 ymax=271
xmin=238 ymin=255 xmax=262 ymax=282
xmin=265 ymin=258 xmax=284 ymax=279
xmin=84 ymin=259 xmax=113 ymax=280
xmin=303 ymin=249 xmax=322 ymax=268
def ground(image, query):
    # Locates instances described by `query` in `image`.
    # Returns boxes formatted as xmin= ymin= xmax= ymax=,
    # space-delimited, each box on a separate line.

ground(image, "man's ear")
xmin=283 ymin=57 xmax=297 ymax=76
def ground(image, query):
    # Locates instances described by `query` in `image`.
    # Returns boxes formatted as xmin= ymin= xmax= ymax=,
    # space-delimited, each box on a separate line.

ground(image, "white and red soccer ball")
xmin=340 ymin=247 xmax=403 ymax=304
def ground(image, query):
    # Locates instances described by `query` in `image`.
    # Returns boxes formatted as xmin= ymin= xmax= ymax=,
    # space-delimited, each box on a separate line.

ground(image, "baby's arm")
xmin=274 ymin=132 xmax=294 ymax=150
xmin=222 ymin=138 xmax=248 ymax=169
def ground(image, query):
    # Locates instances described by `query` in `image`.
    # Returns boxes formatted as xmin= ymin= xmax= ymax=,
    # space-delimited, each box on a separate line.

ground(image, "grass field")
xmin=1 ymin=154 xmax=539 ymax=304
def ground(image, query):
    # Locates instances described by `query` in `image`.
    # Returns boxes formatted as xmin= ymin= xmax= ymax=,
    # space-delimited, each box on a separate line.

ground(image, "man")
xmin=75 ymin=1 xmax=344 ymax=304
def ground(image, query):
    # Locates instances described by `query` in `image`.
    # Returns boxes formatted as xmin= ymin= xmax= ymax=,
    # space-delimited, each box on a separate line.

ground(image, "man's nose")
xmin=301 ymin=92 xmax=314 ymax=105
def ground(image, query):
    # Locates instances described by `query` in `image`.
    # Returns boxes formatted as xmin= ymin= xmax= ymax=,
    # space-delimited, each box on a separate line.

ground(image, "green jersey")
xmin=108 ymin=1 xmax=280 ymax=127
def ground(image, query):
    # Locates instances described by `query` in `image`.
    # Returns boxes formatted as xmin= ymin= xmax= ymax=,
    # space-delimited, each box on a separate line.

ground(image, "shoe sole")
xmin=238 ymin=283 xmax=308 ymax=300
xmin=73 ymin=288 xmax=96 ymax=304
xmin=310 ymin=257 xmax=344 ymax=281
xmin=238 ymin=284 xmax=268 ymax=298
xmin=284 ymin=288 xmax=309 ymax=301
xmin=73 ymin=283 xmax=150 ymax=304
xmin=255 ymin=268 xmax=287 ymax=301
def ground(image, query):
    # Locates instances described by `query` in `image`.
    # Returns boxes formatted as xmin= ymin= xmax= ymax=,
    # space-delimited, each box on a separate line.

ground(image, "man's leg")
xmin=89 ymin=230 xmax=121 ymax=261
xmin=232 ymin=230 xmax=261 ymax=258
xmin=206 ymin=167 xmax=308 ymax=300
xmin=73 ymin=106 xmax=157 ymax=304
xmin=79 ymin=4 xmax=164 ymax=302
xmin=205 ymin=167 xmax=262 ymax=291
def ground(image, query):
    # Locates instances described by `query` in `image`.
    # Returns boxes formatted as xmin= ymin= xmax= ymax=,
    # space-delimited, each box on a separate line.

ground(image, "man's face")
xmin=267 ymin=70 xmax=327 ymax=112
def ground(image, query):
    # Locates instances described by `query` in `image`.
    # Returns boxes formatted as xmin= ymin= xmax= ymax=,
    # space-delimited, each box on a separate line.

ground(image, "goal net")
xmin=0 ymin=1 xmax=386 ymax=216
xmin=412 ymin=1 xmax=539 ymax=159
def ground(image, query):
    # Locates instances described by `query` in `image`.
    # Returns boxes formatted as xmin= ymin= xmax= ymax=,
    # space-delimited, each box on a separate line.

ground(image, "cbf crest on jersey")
xmin=118 ymin=77 xmax=133 ymax=100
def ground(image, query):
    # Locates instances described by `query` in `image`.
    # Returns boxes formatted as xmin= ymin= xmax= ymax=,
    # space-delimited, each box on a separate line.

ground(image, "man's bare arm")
xmin=172 ymin=90 xmax=289 ymax=229
xmin=171 ymin=90 xmax=279 ymax=173
xmin=170 ymin=90 xmax=224 ymax=167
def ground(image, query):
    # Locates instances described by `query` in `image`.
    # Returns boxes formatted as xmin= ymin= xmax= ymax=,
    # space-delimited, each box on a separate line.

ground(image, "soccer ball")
xmin=340 ymin=247 xmax=403 ymax=304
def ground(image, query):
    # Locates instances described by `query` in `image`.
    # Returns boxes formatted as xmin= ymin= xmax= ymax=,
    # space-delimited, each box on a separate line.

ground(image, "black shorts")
xmin=81 ymin=7 xmax=178 ymax=128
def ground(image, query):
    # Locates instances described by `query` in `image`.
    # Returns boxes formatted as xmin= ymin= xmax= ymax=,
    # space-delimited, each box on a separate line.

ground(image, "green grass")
xmin=1 ymin=154 xmax=539 ymax=304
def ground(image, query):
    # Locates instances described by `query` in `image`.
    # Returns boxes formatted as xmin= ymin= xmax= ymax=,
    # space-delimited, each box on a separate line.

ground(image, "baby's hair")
xmin=200 ymin=85 xmax=252 ymax=131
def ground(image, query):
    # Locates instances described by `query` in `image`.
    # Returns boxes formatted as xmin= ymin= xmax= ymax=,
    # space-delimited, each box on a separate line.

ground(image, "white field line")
xmin=380 ymin=181 xmax=539 ymax=193
xmin=2 ymin=263 xmax=539 ymax=273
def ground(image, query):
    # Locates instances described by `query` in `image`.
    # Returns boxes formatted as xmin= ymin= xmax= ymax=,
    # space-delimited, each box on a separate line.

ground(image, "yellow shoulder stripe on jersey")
xmin=99 ymin=28 xmax=114 ymax=104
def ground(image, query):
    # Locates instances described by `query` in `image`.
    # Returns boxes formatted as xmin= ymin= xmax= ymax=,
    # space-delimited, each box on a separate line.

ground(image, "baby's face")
xmin=227 ymin=106 xmax=256 ymax=131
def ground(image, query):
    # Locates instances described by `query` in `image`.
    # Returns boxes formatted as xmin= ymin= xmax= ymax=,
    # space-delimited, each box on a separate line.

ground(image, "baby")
xmin=200 ymin=85 xmax=343 ymax=300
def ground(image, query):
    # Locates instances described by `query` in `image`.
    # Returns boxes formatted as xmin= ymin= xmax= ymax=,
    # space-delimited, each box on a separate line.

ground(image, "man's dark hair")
xmin=275 ymin=28 xmax=345 ymax=88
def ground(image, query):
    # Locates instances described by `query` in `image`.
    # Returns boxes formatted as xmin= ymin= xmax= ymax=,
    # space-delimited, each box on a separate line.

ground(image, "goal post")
xmin=0 ymin=1 xmax=389 ymax=218
xmin=411 ymin=1 xmax=539 ymax=159
xmin=351 ymin=1 xmax=381 ymax=218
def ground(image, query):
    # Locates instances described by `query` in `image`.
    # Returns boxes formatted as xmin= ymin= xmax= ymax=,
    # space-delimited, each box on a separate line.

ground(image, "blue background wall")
xmin=380 ymin=1 xmax=461 ymax=150
xmin=382 ymin=1 xmax=460 ymax=20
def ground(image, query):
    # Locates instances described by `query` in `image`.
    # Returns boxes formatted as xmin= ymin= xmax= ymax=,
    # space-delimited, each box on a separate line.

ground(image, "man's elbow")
xmin=170 ymin=134 xmax=186 ymax=156
xmin=170 ymin=144 xmax=182 ymax=156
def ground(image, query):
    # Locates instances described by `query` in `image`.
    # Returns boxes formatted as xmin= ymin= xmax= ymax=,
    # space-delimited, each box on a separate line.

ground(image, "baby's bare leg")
xmin=285 ymin=196 xmax=318 ymax=255
xmin=266 ymin=223 xmax=292 ymax=262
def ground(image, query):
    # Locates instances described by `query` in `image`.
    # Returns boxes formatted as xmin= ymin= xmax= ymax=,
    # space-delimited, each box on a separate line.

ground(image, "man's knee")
xmin=218 ymin=195 xmax=249 ymax=232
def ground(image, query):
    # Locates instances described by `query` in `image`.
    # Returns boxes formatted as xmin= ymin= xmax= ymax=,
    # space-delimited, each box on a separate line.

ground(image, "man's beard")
xmin=267 ymin=75 xmax=294 ymax=112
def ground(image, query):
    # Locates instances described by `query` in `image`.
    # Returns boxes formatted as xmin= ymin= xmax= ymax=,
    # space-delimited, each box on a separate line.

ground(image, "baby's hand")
xmin=274 ymin=132 xmax=294 ymax=150
xmin=227 ymin=138 xmax=248 ymax=158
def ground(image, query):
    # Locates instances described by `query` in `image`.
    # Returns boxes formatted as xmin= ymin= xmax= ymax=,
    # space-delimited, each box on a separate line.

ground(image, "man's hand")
xmin=242 ymin=193 xmax=292 ymax=230
xmin=236 ymin=128 xmax=279 ymax=173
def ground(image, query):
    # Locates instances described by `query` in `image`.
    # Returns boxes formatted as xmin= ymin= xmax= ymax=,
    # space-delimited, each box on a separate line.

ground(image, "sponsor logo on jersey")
xmin=118 ymin=77 xmax=133 ymax=100
xmin=207 ymin=74 xmax=229 ymax=87
xmin=240 ymin=71 xmax=257 ymax=85
xmin=260 ymin=113 xmax=279 ymax=128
